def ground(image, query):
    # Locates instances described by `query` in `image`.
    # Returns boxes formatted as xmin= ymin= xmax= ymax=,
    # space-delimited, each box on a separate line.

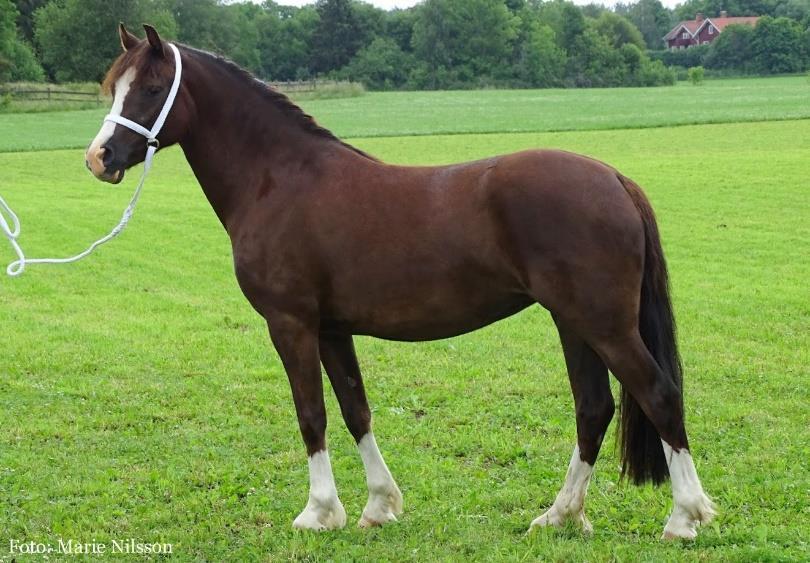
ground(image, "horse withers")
xmin=85 ymin=24 xmax=715 ymax=539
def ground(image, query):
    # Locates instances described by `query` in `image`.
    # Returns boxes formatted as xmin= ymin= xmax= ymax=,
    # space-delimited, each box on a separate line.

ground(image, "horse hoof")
xmin=292 ymin=499 xmax=347 ymax=531
xmin=358 ymin=486 xmax=403 ymax=528
xmin=530 ymin=508 xmax=592 ymax=534
xmin=358 ymin=511 xmax=398 ymax=528
xmin=661 ymin=527 xmax=698 ymax=540
xmin=662 ymin=492 xmax=715 ymax=540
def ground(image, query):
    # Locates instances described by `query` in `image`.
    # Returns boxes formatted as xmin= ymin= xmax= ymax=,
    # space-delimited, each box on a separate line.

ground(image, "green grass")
xmin=1 ymin=75 xmax=809 ymax=152
xmin=1 ymin=79 xmax=808 ymax=560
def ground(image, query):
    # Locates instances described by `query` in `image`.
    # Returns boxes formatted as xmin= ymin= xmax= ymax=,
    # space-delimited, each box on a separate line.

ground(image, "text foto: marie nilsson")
xmin=9 ymin=538 xmax=173 ymax=555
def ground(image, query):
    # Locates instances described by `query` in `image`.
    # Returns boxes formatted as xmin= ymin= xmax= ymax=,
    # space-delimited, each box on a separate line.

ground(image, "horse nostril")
xmin=101 ymin=145 xmax=115 ymax=167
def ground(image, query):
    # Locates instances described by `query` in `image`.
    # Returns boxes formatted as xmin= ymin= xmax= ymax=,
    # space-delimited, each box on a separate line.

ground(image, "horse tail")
xmin=616 ymin=174 xmax=683 ymax=485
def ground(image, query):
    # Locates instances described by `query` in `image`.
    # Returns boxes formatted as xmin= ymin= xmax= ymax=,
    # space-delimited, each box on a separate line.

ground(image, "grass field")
xmin=2 ymin=75 xmax=809 ymax=152
xmin=1 ymin=77 xmax=808 ymax=561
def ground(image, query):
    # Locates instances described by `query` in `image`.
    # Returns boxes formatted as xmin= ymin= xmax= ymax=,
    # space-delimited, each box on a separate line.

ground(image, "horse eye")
xmin=147 ymin=85 xmax=163 ymax=96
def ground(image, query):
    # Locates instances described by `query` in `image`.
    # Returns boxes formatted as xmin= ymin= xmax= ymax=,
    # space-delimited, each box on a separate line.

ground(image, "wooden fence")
xmin=0 ymin=80 xmax=346 ymax=104
xmin=267 ymin=80 xmax=341 ymax=93
xmin=0 ymin=87 xmax=102 ymax=104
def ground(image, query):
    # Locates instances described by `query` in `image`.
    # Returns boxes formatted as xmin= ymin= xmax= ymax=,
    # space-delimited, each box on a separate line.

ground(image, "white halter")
xmin=0 ymin=42 xmax=182 ymax=277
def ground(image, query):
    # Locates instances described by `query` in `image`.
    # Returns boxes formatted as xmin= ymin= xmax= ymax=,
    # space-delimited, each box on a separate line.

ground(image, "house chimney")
xmin=720 ymin=10 xmax=728 ymax=18
xmin=696 ymin=12 xmax=704 ymax=21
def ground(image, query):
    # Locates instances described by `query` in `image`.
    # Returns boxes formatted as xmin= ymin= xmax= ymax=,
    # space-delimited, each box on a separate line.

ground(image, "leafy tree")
xmin=353 ymin=0 xmax=386 ymax=42
xmin=257 ymin=5 xmax=319 ymax=80
xmin=35 ymin=0 xmax=176 ymax=82
xmin=412 ymin=0 xmax=519 ymax=88
xmin=310 ymin=0 xmax=368 ymax=74
xmin=338 ymin=36 xmax=413 ymax=89
xmin=592 ymin=11 xmax=646 ymax=49
xmin=1 ymin=0 xmax=44 ymax=81
xmin=385 ymin=8 xmax=417 ymax=52
xmin=637 ymin=57 xmax=675 ymax=86
xmin=704 ymin=24 xmax=754 ymax=69
xmin=617 ymin=0 xmax=675 ymax=50
xmin=675 ymin=0 xmax=767 ymax=20
xmin=162 ymin=0 xmax=259 ymax=73
xmin=750 ymin=15 xmax=806 ymax=72
xmin=517 ymin=21 xmax=566 ymax=87
xmin=580 ymin=3 xmax=609 ymax=18
xmin=620 ymin=42 xmax=643 ymax=75
xmin=12 ymin=0 xmax=49 ymax=43
xmin=773 ymin=0 xmax=810 ymax=21
xmin=567 ymin=27 xmax=628 ymax=86
xmin=14 ymin=0 xmax=740 ymax=90
xmin=536 ymin=0 xmax=587 ymax=52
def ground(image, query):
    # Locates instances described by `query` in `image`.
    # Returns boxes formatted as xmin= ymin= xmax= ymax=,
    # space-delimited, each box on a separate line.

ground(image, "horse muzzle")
xmin=85 ymin=146 xmax=125 ymax=184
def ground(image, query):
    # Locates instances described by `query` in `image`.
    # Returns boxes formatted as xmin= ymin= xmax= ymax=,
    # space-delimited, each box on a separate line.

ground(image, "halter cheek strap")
xmin=0 ymin=43 xmax=182 ymax=277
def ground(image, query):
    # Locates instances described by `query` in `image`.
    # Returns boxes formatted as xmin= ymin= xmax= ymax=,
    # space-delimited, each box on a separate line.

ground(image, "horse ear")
xmin=119 ymin=23 xmax=139 ymax=52
xmin=143 ymin=24 xmax=165 ymax=58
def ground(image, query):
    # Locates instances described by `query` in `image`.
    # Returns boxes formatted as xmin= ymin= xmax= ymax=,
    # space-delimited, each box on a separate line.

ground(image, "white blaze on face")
xmin=86 ymin=67 xmax=137 ymax=178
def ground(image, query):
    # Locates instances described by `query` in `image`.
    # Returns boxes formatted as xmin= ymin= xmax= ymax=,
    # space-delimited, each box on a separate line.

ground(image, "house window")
xmin=682 ymin=31 xmax=690 ymax=39
xmin=703 ymin=40 xmax=709 ymax=44
xmin=708 ymin=25 xmax=714 ymax=34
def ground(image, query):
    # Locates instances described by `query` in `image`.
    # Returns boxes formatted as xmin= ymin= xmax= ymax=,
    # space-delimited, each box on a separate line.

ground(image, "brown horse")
xmin=86 ymin=25 xmax=715 ymax=538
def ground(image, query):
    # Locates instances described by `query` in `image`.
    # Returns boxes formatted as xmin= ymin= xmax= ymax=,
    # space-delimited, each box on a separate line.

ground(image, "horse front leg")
xmin=530 ymin=321 xmax=613 ymax=534
xmin=320 ymin=333 xmax=403 ymax=527
xmin=267 ymin=313 xmax=346 ymax=531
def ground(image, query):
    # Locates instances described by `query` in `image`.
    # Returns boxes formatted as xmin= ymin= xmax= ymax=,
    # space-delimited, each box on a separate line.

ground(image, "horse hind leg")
xmin=594 ymin=332 xmax=715 ymax=539
xmin=530 ymin=321 xmax=614 ymax=534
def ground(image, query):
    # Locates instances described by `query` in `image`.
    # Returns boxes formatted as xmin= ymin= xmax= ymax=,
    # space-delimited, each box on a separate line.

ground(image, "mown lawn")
xmin=0 ymin=87 xmax=808 ymax=560
xmin=1 ymin=75 xmax=809 ymax=152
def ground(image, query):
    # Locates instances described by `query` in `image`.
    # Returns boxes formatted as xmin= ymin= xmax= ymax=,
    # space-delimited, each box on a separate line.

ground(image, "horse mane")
xmin=102 ymin=42 xmax=376 ymax=162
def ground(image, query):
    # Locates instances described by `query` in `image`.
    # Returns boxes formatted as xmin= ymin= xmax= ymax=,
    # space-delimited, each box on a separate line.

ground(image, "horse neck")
xmin=177 ymin=54 xmax=337 ymax=230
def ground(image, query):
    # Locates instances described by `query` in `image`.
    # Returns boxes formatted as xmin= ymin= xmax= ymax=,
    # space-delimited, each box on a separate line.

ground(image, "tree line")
xmin=2 ymin=0 xmax=810 ymax=89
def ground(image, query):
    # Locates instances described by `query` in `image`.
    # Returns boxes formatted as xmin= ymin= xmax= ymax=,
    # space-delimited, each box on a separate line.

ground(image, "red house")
xmin=664 ymin=12 xmax=760 ymax=50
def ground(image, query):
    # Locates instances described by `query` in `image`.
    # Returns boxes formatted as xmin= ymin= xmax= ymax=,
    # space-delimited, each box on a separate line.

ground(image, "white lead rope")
xmin=0 ymin=42 xmax=182 ymax=277
xmin=0 ymin=153 xmax=153 ymax=277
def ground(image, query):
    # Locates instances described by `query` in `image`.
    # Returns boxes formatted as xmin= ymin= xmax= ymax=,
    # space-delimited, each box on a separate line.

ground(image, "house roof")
xmin=664 ymin=21 xmax=702 ymax=40
xmin=664 ymin=16 xmax=760 ymax=40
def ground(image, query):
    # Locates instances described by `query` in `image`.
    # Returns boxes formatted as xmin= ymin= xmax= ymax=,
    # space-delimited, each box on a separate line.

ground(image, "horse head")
xmin=86 ymin=24 xmax=192 ymax=184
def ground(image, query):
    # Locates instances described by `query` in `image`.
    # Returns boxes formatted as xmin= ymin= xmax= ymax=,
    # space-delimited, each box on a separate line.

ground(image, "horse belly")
xmin=321 ymin=269 xmax=533 ymax=341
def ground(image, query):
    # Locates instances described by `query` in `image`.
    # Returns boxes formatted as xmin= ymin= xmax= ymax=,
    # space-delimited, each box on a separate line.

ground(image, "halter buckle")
xmin=147 ymin=138 xmax=160 ymax=149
